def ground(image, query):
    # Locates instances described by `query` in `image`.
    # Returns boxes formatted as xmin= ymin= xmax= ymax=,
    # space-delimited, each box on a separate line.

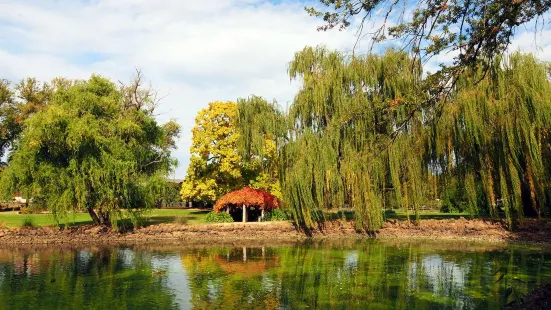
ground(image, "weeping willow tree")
xmin=0 ymin=75 xmax=180 ymax=228
xmin=279 ymin=46 xmax=426 ymax=232
xmin=433 ymin=53 xmax=551 ymax=226
xmin=236 ymin=96 xmax=285 ymax=197
xmin=233 ymin=45 xmax=551 ymax=232
xmin=276 ymin=47 xmax=551 ymax=232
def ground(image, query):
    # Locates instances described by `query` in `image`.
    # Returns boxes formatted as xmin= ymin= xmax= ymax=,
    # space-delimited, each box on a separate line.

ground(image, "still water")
xmin=0 ymin=239 xmax=549 ymax=309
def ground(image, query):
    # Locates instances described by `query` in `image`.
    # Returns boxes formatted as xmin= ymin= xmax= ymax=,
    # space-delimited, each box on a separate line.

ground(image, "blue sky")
xmin=1 ymin=0 xmax=551 ymax=178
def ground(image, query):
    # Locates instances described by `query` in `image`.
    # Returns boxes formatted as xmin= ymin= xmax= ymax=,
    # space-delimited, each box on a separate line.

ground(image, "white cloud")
xmin=1 ymin=0 xmax=550 ymax=177
xmin=0 ymin=0 xmax=360 ymax=177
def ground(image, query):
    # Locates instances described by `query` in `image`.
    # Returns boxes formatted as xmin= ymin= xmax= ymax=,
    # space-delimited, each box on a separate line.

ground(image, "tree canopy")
xmin=241 ymin=46 xmax=551 ymax=232
xmin=236 ymin=96 xmax=284 ymax=198
xmin=181 ymin=97 xmax=283 ymax=204
xmin=0 ymin=78 xmax=54 ymax=166
xmin=180 ymin=101 xmax=242 ymax=204
xmin=307 ymin=0 xmax=551 ymax=119
xmin=307 ymin=0 xmax=551 ymax=70
xmin=0 ymin=74 xmax=180 ymax=227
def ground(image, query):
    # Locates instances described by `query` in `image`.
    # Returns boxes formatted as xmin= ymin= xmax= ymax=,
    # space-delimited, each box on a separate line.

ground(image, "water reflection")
xmin=0 ymin=240 xmax=548 ymax=309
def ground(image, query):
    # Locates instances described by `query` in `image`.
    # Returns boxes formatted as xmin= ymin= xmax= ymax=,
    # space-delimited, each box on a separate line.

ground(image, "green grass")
xmin=392 ymin=211 xmax=470 ymax=220
xmin=323 ymin=209 xmax=471 ymax=222
xmin=0 ymin=209 xmax=210 ymax=228
xmin=0 ymin=208 xmax=470 ymax=228
xmin=145 ymin=209 xmax=209 ymax=226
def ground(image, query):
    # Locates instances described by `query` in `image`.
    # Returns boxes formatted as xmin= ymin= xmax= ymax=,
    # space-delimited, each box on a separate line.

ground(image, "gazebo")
xmin=213 ymin=187 xmax=279 ymax=222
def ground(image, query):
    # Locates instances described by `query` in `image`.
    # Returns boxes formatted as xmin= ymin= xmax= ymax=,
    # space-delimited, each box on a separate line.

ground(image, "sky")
xmin=1 ymin=0 xmax=551 ymax=178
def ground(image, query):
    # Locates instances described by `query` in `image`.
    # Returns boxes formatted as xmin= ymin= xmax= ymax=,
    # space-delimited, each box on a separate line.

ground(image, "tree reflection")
xmin=0 ymin=246 xmax=178 ymax=310
xmin=181 ymin=241 xmax=551 ymax=310
xmin=0 ymin=241 xmax=548 ymax=309
xmin=181 ymin=246 xmax=281 ymax=309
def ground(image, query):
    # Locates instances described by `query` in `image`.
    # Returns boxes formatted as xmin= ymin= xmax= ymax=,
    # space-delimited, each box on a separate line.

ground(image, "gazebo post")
xmin=260 ymin=208 xmax=264 ymax=222
xmin=242 ymin=204 xmax=247 ymax=222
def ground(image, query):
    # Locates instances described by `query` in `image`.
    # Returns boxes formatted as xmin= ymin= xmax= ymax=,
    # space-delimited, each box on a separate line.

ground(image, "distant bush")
xmin=310 ymin=210 xmax=325 ymax=221
xmin=19 ymin=204 xmax=46 ymax=215
xmin=384 ymin=209 xmax=396 ymax=217
xmin=440 ymin=198 xmax=467 ymax=213
xmin=173 ymin=215 xmax=192 ymax=225
xmin=263 ymin=209 xmax=291 ymax=221
xmin=22 ymin=216 xmax=35 ymax=228
xmin=127 ymin=212 xmax=147 ymax=229
xmin=205 ymin=211 xmax=234 ymax=223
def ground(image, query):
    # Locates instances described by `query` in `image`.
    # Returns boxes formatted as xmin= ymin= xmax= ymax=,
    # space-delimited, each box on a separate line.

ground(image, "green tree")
xmin=434 ymin=53 xmax=551 ymax=225
xmin=0 ymin=74 xmax=180 ymax=227
xmin=182 ymin=97 xmax=284 ymax=205
xmin=236 ymin=96 xmax=284 ymax=198
xmin=0 ymin=78 xmax=53 ymax=166
xmin=307 ymin=1 xmax=551 ymax=135
xmin=279 ymin=46 xmax=424 ymax=231
xmin=272 ymin=47 xmax=551 ymax=232
xmin=307 ymin=0 xmax=551 ymax=76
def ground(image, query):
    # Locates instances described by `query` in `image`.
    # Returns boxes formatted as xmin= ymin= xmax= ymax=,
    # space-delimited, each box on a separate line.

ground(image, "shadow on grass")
xmin=391 ymin=213 xmax=471 ymax=220
xmin=185 ymin=209 xmax=210 ymax=216
xmin=146 ymin=216 xmax=182 ymax=226
xmin=324 ymin=210 xmax=356 ymax=221
xmin=322 ymin=210 xmax=472 ymax=222
xmin=145 ymin=211 xmax=209 ymax=226
xmin=56 ymin=220 xmax=95 ymax=228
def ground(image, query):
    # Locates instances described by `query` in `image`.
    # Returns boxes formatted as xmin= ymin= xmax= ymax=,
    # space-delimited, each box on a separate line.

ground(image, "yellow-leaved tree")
xmin=180 ymin=101 xmax=243 ymax=204
xmin=182 ymin=97 xmax=283 ymax=205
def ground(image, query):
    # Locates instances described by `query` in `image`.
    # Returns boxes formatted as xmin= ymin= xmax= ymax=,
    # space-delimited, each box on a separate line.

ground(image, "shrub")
xmin=263 ymin=209 xmax=291 ymax=221
xmin=205 ymin=211 xmax=234 ymax=223
xmin=440 ymin=198 xmax=467 ymax=213
xmin=384 ymin=209 xmax=396 ymax=217
xmin=19 ymin=207 xmax=32 ymax=214
xmin=173 ymin=215 xmax=192 ymax=225
xmin=128 ymin=212 xmax=147 ymax=229
xmin=22 ymin=216 xmax=35 ymax=228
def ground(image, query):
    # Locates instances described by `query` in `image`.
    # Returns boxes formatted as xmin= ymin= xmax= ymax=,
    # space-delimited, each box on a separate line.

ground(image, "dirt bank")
xmin=0 ymin=221 xmax=304 ymax=245
xmin=376 ymin=217 xmax=551 ymax=243
xmin=0 ymin=217 xmax=549 ymax=245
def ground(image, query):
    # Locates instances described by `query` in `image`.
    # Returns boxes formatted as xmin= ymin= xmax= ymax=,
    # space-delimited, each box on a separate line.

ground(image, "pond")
xmin=0 ymin=239 xmax=549 ymax=309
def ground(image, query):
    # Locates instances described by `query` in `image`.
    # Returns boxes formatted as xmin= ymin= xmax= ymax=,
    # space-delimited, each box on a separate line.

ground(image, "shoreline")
xmin=0 ymin=217 xmax=549 ymax=246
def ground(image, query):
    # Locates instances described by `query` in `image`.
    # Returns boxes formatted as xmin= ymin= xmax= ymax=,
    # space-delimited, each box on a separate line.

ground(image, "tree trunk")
xmin=98 ymin=209 xmax=110 ymax=226
xmin=242 ymin=204 xmax=247 ymax=223
xmin=403 ymin=180 xmax=410 ymax=224
xmin=87 ymin=207 xmax=101 ymax=225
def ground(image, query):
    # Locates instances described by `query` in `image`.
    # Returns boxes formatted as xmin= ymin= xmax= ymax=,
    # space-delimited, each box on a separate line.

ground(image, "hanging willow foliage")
xmin=236 ymin=46 xmax=551 ymax=232
xmin=236 ymin=95 xmax=285 ymax=162
xmin=435 ymin=53 xmax=551 ymax=227
xmin=235 ymin=96 xmax=285 ymax=197
xmin=279 ymin=46 xmax=426 ymax=232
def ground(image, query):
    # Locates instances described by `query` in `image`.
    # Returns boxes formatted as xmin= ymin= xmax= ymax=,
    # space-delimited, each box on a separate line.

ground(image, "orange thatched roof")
xmin=214 ymin=187 xmax=279 ymax=212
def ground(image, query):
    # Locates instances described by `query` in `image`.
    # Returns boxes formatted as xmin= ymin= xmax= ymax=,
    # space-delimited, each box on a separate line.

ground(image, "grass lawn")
xmin=392 ymin=211 xmax=470 ymax=220
xmin=324 ymin=209 xmax=471 ymax=221
xmin=0 ymin=207 xmax=471 ymax=228
xmin=0 ymin=208 xmax=210 ymax=228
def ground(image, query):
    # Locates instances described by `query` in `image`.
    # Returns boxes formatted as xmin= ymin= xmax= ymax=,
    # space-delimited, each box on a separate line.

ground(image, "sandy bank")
xmin=0 ymin=217 xmax=549 ymax=245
